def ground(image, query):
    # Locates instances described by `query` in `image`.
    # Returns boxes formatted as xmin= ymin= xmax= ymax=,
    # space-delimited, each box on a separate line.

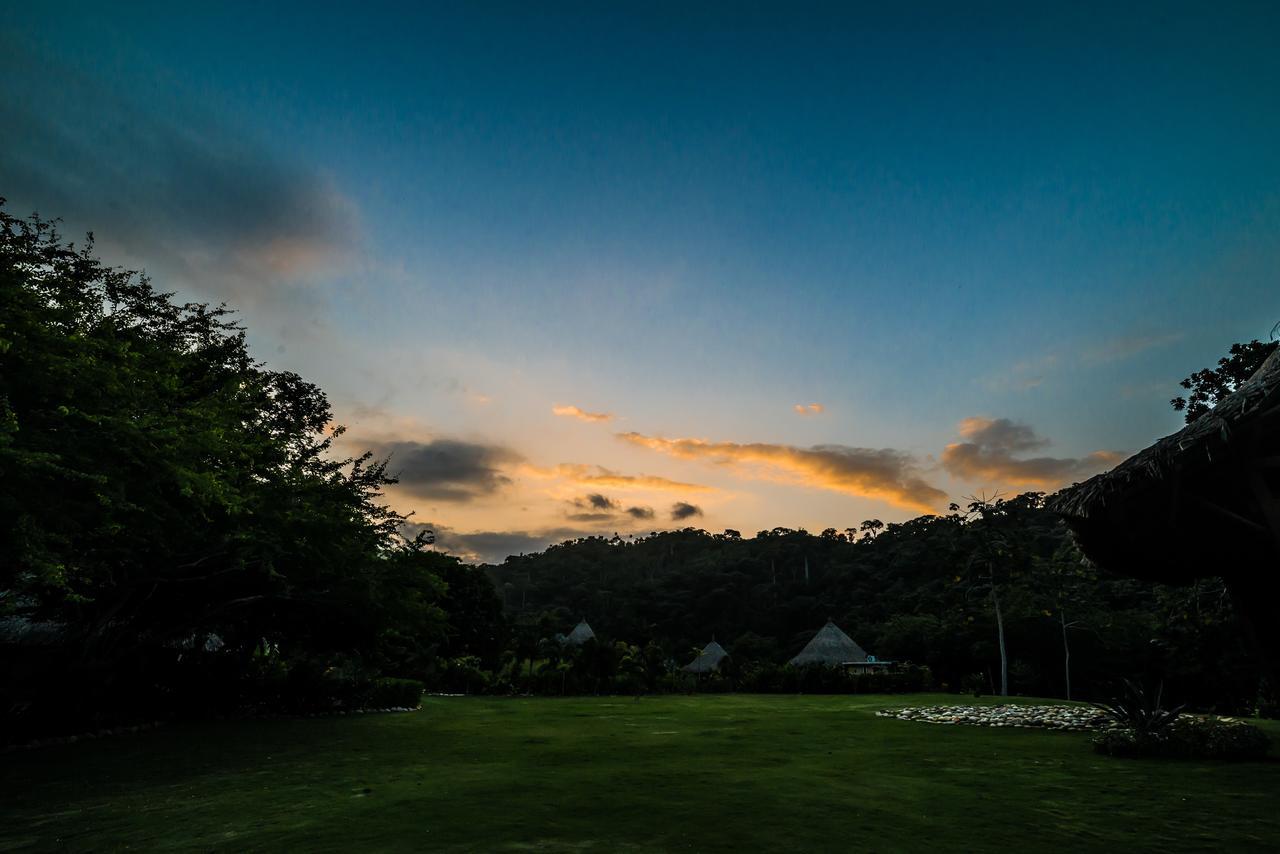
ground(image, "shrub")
xmin=1091 ymin=728 xmax=1163 ymax=758
xmin=1167 ymin=717 xmax=1270 ymax=760
xmin=442 ymin=656 xmax=492 ymax=695
xmin=1093 ymin=716 xmax=1270 ymax=761
xmin=364 ymin=678 xmax=423 ymax=709
xmin=736 ymin=662 xmax=931 ymax=694
xmin=1091 ymin=680 xmax=1184 ymax=737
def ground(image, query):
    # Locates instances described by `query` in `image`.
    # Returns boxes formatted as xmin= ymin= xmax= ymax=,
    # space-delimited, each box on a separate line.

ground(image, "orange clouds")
xmin=618 ymin=432 xmax=947 ymax=513
xmin=940 ymin=417 xmax=1125 ymax=488
xmin=552 ymin=404 xmax=614 ymax=423
xmin=793 ymin=403 xmax=825 ymax=416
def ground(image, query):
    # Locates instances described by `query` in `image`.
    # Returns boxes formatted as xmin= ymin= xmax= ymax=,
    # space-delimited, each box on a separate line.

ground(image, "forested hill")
xmin=485 ymin=495 xmax=1260 ymax=708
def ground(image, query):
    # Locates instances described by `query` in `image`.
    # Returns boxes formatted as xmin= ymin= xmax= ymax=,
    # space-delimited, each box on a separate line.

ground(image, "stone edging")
xmin=877 ymin=703 xmax=1110 ymax=731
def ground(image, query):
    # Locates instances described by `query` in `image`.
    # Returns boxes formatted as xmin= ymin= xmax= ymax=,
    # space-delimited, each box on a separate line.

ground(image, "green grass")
xmin=3 ymin=694 xmax=1279 ymax=852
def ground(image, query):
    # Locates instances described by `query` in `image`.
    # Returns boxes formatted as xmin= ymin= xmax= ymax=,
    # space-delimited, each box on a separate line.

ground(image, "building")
xmin=682 ymin=640 xmax=729 ymax=674
xmin=563 ymin=619 xmax=597 ymax=646
xmin=788 ymin=620 xmax=870 ymax=667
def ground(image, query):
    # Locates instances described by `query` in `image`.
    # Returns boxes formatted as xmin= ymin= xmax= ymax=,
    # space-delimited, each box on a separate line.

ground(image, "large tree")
xmin=0 ymin=204 xmax=443 ymax=727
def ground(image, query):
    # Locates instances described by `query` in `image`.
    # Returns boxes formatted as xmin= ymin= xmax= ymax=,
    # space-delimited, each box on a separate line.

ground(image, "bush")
xmin=441 ymin=656 xmax=492 ymax=695
xmin=364 ymin=678 xmax=423 ymax=709
xmin=1091 ymin=680 xmax=1184 ymax=737
xmin=1091 ymin=728 xmax=1163 ymax=758
xmin=1093 ymin=716 xmax=1270 ymax=761
xmin=736 ymin=662 xmax=931 ymax=694
xmin=250 ymin=652 xmax=377 ymax=714
xmin=1167 ymin=717 xmax=1270 ymax=760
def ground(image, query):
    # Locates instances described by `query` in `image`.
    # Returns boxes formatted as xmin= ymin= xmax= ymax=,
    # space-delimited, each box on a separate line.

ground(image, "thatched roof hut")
xmin=788 ymin=620 xmax=868 ymax=666
xmin=563 ymin=619 xmax=596 ymax=647
xmin=1048 ymin=345 xmax=1280 ymax=680
xmin=682 ymin=640 xmax=729 ymax=674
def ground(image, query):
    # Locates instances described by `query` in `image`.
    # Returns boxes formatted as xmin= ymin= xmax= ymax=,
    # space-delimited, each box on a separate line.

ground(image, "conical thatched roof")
xmin=564 ymin=619 xmax=596 ymax=646
xmin=788 ymin=620 xmax=868 ymax=666
xmin=682 ymin=640 xmax=729 ymax=674
xmin=1048 ymin=345 xmax=1280 ymax=584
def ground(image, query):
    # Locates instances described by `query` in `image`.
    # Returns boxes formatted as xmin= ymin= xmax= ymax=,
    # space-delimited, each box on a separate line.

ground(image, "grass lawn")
xmin=3 ymin=693 xmax=1279 ymax=852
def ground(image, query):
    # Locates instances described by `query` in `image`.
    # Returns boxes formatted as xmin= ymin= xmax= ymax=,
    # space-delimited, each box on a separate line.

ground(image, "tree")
xmin=1171 ymin=339 xmax=1277 ymax=422
xmin=0 ymin=203 xmax=451 ymax=727
xmin=858 ymin=519 xmax=884 ymax=541
xmin=958 ymin=495 xmax=1043 ymax=697
xmin=1033 ymin=542 xmax=1101 ymax=701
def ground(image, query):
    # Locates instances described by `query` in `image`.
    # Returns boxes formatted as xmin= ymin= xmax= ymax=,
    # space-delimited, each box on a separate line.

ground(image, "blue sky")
xmin=3 ymin=2 xmax=1277 ymax=560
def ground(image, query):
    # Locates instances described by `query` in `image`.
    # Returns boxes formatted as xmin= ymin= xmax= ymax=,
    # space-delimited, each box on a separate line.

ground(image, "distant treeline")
xmin=484 ymin=503 xmax=1267 ymax=713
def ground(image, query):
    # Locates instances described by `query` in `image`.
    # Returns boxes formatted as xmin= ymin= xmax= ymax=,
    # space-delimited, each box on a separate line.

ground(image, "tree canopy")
xmin=1171 ymin=339 xmax=1278 ymax=422
xmin=0 ymin=204 xmax=487 ymax=733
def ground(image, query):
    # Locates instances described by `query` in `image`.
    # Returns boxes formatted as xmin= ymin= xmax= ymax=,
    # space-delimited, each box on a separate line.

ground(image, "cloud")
xmin=552 ymin=405 xmax=614 ymax=423
xmin=0 ymin=41 xmax=358 ymax=306
xmin=565 ymin=493 xmax=622 ymax=523
xmin=577 ymin=493 xmax=618 ymax=511
xmin=940 ymin=417 xmax=1125 ymax=488
xmin=670 ymin=502 xmax=703 ymax=521
xmin=566 ymin=512 xmax=616 ymax=523
xmin=983 ymin=354 xmax=1059 ymax=393
xmin=618 ymin=432 xmax=948 ymax=513
xmin=524 ymin=463 xmax=712 ymax=493
xmin=1083 ymin=332 xmax=1184 ymax=365
xmin=565 ymin=494 xmax=659 ymax=526
xmin=793 ymin=403 xmax=825 ymax=416
xmin=403 ymin=522 xmax=620 ymax=564
xmin=366 ymin=438 xmax=522 ymax=502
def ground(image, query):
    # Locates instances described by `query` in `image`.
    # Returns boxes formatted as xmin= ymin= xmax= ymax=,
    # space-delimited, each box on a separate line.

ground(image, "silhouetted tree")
xmin=1171 ymin=339 xmax=1277 ymax=422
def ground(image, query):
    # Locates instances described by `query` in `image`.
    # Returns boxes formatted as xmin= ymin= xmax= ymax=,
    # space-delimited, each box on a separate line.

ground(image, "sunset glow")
xmin=3 ymin=4 xmax=1276 ymax=562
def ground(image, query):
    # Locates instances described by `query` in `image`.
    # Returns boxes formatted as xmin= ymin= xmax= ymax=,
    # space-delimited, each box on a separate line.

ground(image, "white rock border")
xmin=877 ymin=703 xmax=1110 ymax=732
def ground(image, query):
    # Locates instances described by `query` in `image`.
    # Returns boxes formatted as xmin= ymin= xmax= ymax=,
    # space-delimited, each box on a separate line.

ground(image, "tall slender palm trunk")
xmin=991 ymin=583 xmax=1008 ymax=697
xmin=1060 ymin=610 xmax=1072 ymax=701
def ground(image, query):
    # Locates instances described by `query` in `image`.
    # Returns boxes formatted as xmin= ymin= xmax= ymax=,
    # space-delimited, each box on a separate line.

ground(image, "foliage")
xmin=485 ymin=504 xmax=1264 ymax=709
xmin=1091 ymin=680 xmax=1185 ymax=737
xmin=1093 ymin=715 xmax=1270 ymax=761
xmin=0 ymin=204 xmax=449 ymax=736
xmin=440 ymin=656 xmax=492 ymax=695
xmin=1170 ymin=339 xmax=1277 ymax=422
xmin=737 ymin=663 xmax=932 ymax=694
xmin=365 ymin=677 xmax=425 ymax=709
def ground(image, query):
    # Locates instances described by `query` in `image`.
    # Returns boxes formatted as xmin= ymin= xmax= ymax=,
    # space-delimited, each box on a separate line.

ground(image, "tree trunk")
xmin=1059 ymin=610 xmax=1072 ymax=701
xmin=991 ymin=583 xmax=1008 ymax=696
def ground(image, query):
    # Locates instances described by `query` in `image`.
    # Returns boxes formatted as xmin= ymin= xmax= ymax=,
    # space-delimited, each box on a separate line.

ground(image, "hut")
xmin=1048 ymin=344 xmax=1280 ymax=685
xmin=789 ymin=620 xmax=869 ymax=667
xmin=682 ymin=640 xmax=730 ymax=674
xmin=563 ymin=619 xmax=597 ymax=647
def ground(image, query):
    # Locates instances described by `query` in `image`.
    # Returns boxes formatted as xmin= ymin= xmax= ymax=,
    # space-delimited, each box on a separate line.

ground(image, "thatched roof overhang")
xmin=1048 ymin=348 xmax=1280 ymax=585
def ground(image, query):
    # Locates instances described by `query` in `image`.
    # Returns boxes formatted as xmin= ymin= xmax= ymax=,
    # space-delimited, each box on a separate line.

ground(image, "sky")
xmin=3 ymin=2 xmax=1278 ymax=562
